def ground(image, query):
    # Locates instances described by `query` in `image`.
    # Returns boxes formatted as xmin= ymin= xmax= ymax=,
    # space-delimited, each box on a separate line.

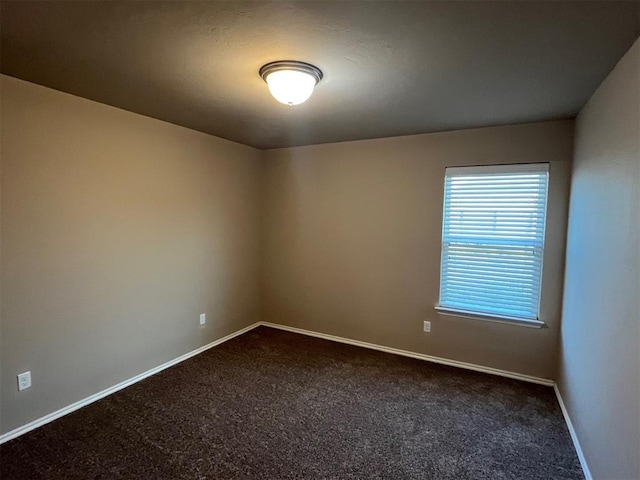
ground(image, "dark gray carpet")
xmin=0 ymin=326 xmax=583 ymax=479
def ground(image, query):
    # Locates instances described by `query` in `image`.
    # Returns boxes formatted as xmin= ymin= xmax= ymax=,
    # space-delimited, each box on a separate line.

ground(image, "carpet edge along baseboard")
xmin=260 ymin=322 xmax=555 ymax=386
xmin=0 ymin=320 xmax=589 ymax=480
xmin=1 ymin=320 xmax=555 ymax=444
xmin=0 ymin=322 xmax=261 ymax=444
xmin=260 ymin=322 xmax=589 ymax=480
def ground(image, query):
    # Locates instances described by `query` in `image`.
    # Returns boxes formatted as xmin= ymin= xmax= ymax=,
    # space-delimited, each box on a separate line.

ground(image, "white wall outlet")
xmin=423 ymin=321 xmax=431 ymax=333
xmin=199 ymin=313 xmax=206 ymax=325
xmin=17 ymin=371 xmax=32 ymax=391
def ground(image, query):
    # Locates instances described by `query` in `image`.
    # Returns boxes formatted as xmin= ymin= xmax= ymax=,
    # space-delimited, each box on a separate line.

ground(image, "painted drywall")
xmin=0 ymin=75 xmax=263 ymax=434
xmin=558 ymin=39 xmax=640 ymax=480
xmin=262 ymin=120 xmax=572 ymax=379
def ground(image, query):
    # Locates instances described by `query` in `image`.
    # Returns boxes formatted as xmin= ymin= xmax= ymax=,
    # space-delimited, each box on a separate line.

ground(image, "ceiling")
xmin=1 ymin=1 xmax=638 ymax=150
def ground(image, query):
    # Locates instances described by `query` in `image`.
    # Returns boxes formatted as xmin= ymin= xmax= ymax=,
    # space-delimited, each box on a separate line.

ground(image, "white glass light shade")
xmin=264 ymin=70 xmax=317 ymax=106
xmin=260 ymin=61 xmax=323 ymax=106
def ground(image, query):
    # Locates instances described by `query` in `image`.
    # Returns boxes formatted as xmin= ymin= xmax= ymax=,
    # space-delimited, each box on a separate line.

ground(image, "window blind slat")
xmin=442 ymin=286 xmax=538 ymax=302
xmin=443 ymin=270 xmax=541 ymax=283
xmin=438 ymin=164 xmax=549 ymax=321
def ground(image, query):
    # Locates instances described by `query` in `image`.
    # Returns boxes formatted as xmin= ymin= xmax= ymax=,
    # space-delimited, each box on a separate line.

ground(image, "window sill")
xmin=434 ymin=306 xmax=546 ymax=329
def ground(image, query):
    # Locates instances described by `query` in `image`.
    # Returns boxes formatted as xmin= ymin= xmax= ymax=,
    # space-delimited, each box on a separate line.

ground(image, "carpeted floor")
xmin=0 ymin=326 xmax=583 ymax=479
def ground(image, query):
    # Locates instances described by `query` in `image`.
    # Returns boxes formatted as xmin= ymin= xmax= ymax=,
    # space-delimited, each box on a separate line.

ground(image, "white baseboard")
xmin=261 ymin=322 xmax=590 ymax=479
xmin=259 ymin=321 xmax=555 ymax=386
xmin=553 ymin=384 xmax=593 ymax=480
xmin=1 ymin=316 xmax=578 ymax=480
xmin=0 ymin=321 xmax=262 ymax=445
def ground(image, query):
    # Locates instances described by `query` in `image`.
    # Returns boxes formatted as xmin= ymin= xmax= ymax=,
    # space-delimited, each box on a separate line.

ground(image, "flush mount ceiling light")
xmin=259 ymin=60 xmax=323 ymax=106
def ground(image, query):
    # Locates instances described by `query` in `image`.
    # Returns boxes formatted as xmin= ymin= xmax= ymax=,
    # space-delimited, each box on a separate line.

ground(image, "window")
xmin=436 ymin=163 xmax=549 ymax=326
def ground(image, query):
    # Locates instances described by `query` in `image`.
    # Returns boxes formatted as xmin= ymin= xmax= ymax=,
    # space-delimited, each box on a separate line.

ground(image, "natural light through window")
xmin=436 ymin=163 xmax=549 ymax=326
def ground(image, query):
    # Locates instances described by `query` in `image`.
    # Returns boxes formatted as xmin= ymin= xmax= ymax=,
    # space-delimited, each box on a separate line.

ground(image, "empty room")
xmin=0 ymin=1 xmax=638 ymax=479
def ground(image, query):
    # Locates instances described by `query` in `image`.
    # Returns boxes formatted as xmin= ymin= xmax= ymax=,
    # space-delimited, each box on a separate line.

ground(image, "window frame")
xmin=435 ymin=163 xmax=550 ymax=328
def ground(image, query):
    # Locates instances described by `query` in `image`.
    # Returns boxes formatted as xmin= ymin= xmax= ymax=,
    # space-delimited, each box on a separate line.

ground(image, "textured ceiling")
xmin=1 ymin=1 xmax=638 ymax=149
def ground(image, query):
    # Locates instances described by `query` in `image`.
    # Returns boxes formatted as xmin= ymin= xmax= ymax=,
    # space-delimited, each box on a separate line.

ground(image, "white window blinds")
xmin=438 ymin=163 xmax=549 ymax=322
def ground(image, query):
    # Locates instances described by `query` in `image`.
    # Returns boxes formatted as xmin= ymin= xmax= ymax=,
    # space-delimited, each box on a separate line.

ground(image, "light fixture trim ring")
xmin=259 ymin=60 xmax=323 ymax=85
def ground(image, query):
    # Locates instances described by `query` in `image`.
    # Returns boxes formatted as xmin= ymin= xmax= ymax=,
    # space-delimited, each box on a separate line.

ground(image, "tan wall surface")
xmin=558 ymin=39 xmax=640 ymax=480
xmin=0 ymin=76 xmax=263 ymax=434
xmin=262 ymin=120 xmax=573 ymax=380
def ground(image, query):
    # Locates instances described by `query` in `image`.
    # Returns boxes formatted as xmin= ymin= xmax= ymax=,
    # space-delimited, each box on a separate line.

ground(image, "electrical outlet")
xmin=17 ymin=371 xmax=31 ymax=391
xmin=423 ymin=321 xmax=431 ymax=333
xmin=199 ymin=313 xmax=206 ymax=325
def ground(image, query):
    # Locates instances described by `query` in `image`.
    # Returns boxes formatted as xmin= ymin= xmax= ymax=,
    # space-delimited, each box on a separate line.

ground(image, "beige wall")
xmin=0 ymin=76 xmax=263 ymax=434
xmin=558 ymin=39 xmax=640 ymax=480
xmin=262 ymin=120 xmax=573 ymax=379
